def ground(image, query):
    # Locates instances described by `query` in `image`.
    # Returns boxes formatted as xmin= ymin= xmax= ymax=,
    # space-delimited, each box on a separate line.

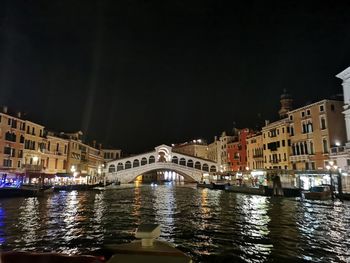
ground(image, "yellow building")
xmin=0 ymin=107 xmax=26 ymax=175
xmin=262 ymin=119 xmax=291 ymax=170
xmin=44 ymin=132 xmax=68 ymax=174
xmin=22 ymin=120 xmax=46 ymax=175
xmin=288 ymin=99 xmax=346 ymax=170
xmin=173 ymin=140 xmax=208 ymax=159
xmin=246 ymin=133 xmax=264 ymax=170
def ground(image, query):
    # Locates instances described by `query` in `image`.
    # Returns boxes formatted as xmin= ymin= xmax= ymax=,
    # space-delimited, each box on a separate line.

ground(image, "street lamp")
xmin=326 ymin=161 xmax=338 ymax=200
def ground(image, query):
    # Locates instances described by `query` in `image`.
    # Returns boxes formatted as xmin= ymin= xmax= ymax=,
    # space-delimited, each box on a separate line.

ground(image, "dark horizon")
xmin=1 ymin=0 xmax=350 ymax=153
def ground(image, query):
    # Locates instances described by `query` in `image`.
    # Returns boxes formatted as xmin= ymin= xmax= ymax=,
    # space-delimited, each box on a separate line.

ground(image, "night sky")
xmin=1 ymin=1 xmax=350 ymax=153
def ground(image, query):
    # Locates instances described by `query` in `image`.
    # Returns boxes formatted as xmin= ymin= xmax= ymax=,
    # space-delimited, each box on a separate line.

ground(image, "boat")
xmin=0 ymin=224 xmax=192 ymax=263
xmin=196 ymin=182 xmax=214 ymax=189
xmin=0 ymin=187 xmax=38 ymax=198
xmin=303 ymin=185 xmax=332 ymax=200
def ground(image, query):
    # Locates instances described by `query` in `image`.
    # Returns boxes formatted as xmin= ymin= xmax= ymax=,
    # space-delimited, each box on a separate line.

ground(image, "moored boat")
xmin=53 ymin=182 xmax=105 ymax=191
xmin=303 ymin=185 xmax=332 ymax=200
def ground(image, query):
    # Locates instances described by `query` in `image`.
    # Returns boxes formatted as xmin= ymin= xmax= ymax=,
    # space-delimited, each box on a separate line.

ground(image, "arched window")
xmin=133 ymin=159 xmax=140 ymax=167
xmin=117 ymin=162 xmax=124 ymax=171
xmin=195 ymin=161 xmax=201 ymax=170
xmin=210 ymin=165 xmax=216 ymax=172
xmin=149 ymin=156 xmax=155 ymax=164
xmin=202 ymin=163 xmax=209 ymax=172
xmin=187 ymin=159 xmax=193 ymax=167
xmin=179 ymin=158 xmax=186 ymax=166
xmin=125 ymin=161 xmax=132 ymax=169
xmin=172 ymin=156 xmax=178 ymax=164
xmin=141 ymin=157 xmax=147 ymax=166
xmin=108 ymin=164 xmax=116 ymax=173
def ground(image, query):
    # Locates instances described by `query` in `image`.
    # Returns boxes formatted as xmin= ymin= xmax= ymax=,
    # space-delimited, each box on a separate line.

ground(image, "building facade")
xmin=262 ymin=119 xmax=291 ymax=170
xmin=44 ymin=133 xmax=68 ymax=174
xmin=103 ymin=149 xmax=122 ymax=162
xmin=173 ymin=140 xmax=208 ymax=160
xmin=246 ymin=132 xmax=264 ymax=170
xmin=227 ymin=128 xmax=252 ymax=171
xmin=0 ymin=107 xmax=26 ymax=176
xmin=288 ymin=100 xmax=346 ymax=170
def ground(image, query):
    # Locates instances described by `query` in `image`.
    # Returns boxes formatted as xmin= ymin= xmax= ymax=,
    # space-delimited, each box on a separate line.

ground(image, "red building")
xmin=227 ymin=128 xmax=252 ymax=172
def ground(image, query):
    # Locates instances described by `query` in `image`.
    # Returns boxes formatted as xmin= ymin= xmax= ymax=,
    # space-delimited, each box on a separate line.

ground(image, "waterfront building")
xmin=330 ymin=66 xmax=350 ymax=188
xmin=246 ymin=132 xmax=264 ymax=170
xmin=262 ymin=119 xmax=291 ymax=170
xmin=227 ymin=128 xmax=252 ymax=171
xmin=22 ymin=120 xmax=47 ymax=181
xmin=0 ymin=107 xmax=26 ymax=177
xmin=173 ymin=139 xmax=208 ymax=159
xmin=59 ymin=131 xmax=104 ymax=183
xmin=208 ymin=137 xmax=219 ymax=163
xmin=288 ymin=99 xmax=346 ymax=170
xmin=44 ymin=132 xmax=69 ymax=175
xmin=103 ymin=148 xmax=122 ymax=162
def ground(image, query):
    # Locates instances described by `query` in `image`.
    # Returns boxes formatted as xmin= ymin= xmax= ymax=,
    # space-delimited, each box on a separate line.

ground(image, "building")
xmin=246 ymin=132 xmax=264 ymax=170
xmin=103 ymin=149 xmax=122 ymax=162
xmin=172 ymin=140 xmax=208 ymax=159
xmin=262 ymin=119 xmax=291 ymax=170
xmin=329 ymin=67 xmax=350 ymax=172
xmin=44 ymin=132 xmax=69 ymax=174
xmin=227 ymin=128 xmax=252 ymax=171
xmin=87 ymin=142 xmax=104 ymax=184
xmin=288 ymin=99 xmax=346 ymax=170
xmin=0 ymin=107 xmax=26 ymax=177
xmin=208 ymin=137 xmax=219 ymax=163
xmin=22 ymin=120 xmax=47 ymax=181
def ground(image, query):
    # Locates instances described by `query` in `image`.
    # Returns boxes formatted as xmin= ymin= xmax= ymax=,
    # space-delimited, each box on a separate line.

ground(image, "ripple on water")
xmin=0 ymin=185 xmax=349 ymax=262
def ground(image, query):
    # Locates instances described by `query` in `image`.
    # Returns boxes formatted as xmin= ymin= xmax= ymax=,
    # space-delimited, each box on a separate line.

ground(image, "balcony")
xmin=22 ymin=164 xmax=44 ymax=172
xmin=290 ymin=155 xmax=311 ymax=162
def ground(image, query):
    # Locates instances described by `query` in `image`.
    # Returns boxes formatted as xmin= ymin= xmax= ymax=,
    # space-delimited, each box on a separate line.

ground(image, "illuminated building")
xmin=262 ymin=119 xmax=291 ymax=170
xmin=227 ymin=128 xmax=252 ymax=171
xmin=0 ymin=107 xmax=26 ymax=176
xmin=246 ymin=132 xmax=264 ymax=170
xmin=288 ymin=99 xmax=346 ymax=170
xmin=173 ymin=139 xmax=208 ymax=159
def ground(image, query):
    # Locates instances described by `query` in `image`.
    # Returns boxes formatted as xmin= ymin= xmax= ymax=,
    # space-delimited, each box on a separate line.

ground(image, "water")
xmin=0 ymin=184 xmax=349 ymax=262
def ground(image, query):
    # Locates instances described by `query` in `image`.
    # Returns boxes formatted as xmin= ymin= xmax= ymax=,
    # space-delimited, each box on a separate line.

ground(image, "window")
xmin=288 ymin=139 xmax=291 ymax=146
xmin=20 ymin=135 xmax=24 ymax=143
xmin=306 ymin=109 xmax=311 ymax=116
xmin=4 ymin=147 xmax=11 ymax=155
xmin=289 ymin=115 xmax=293 ymax=121
xmin=320 ymin=117 xmax=326 ymax=130
xmin=301 ymin=111 xmax=305 ymax=117
xmin=7 ymin=118 xmax=11 ymax=125
xmin=17 ymin=161 xmax=21 ymax=168
xmin=56 ymin=143 xmax=59 ymax=151
xmin=282 ymin=140 xmax=285 ymax=147
xmin=282 ymin=127 xmax=285 ymax=133
xmin=32 ymin=127 xmax=35 ymax=135
xmin=320 ymin=105 xmax=324 ymax=112
xmin=290 ymin=125 xmax=294 ymax=136
xmin=323 ymin=139 xmax=328 ymax=153
xmin=307 ymin=121 xmax=313 ymax=133
xmin=3 ymin=159 xmax=12 ymax=167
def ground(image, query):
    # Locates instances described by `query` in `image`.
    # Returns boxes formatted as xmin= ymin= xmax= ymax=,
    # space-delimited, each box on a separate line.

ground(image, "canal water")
xmin=0 ymin=184 xmax=349 ymax=262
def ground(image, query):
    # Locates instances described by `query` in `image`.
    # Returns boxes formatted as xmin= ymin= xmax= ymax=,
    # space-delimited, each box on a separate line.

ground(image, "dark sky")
xmin=1 ymin=0 xmax=350 ymax=153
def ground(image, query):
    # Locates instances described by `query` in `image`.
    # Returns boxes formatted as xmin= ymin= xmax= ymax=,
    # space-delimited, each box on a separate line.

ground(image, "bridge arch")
xmin=133 ymin=159 xmax=140 ymax=167
xmin=117 ymin=162 xmax=123 ymax=171
xmin=172 ymin=156 xmax=178 ymax=164
xmin=108 ymin=164 xmax=116 ymax=173
xmin=179 ymin=158 xmax=186 ymax=166
xmin=202 ymin=163 xmax=209 ymax=172
xmin=187 ymin=159 xmax=193 ymax=168
xmin=125 ymin=161 xmax=132 ymax=169
xmin=141 ymin=157 xmax=147 ymax=166
xmin=149 ymin=156 xmax=155 ymax=164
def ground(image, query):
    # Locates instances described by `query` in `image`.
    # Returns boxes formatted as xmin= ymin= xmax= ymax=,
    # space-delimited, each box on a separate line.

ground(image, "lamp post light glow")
xmin=326 ymin=161 xmax=339 ymax=200
xmin=33 ymin=156 xmax=39 ymax=164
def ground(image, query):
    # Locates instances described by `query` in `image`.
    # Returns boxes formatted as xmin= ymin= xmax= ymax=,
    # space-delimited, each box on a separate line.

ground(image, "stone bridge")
xmin=105 ymin=144 xmax=218 ymax=183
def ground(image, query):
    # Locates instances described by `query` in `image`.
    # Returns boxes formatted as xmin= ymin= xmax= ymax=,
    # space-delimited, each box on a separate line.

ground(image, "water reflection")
xmin=16 ymin=198 xmax=40 ymax=249
xmin=0 ymin=185 xmax=348 ymax=262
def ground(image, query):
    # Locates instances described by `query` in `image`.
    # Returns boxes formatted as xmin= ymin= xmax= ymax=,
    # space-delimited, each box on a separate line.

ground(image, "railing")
xmin=330 ymin=146 xmax=346 ymax=154
xmin=22 ymin=164 xmax=44 ymax=172
xmin=289 ymin=155 xmax=310 ymax=162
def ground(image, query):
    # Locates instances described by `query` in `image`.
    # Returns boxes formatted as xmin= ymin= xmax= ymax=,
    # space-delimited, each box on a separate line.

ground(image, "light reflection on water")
xmin=0 ymin=185 xmax=348 ymax=262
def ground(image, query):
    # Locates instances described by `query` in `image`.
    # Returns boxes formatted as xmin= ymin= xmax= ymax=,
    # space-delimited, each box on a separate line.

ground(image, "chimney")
xmin=17 ymin=112 xmax=22 ymax=118
xmin=98 ymin=143 xmax=102 ymax=150
xmin=214 ymin=136 xmax=217 ymax=141
xmin=265 ymin=120 xmax=270 ymax=126
xmin=3 ymin=106 xmax=8 ymax=113
xmin=93 ymin=140 xmax=96 ymax=148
